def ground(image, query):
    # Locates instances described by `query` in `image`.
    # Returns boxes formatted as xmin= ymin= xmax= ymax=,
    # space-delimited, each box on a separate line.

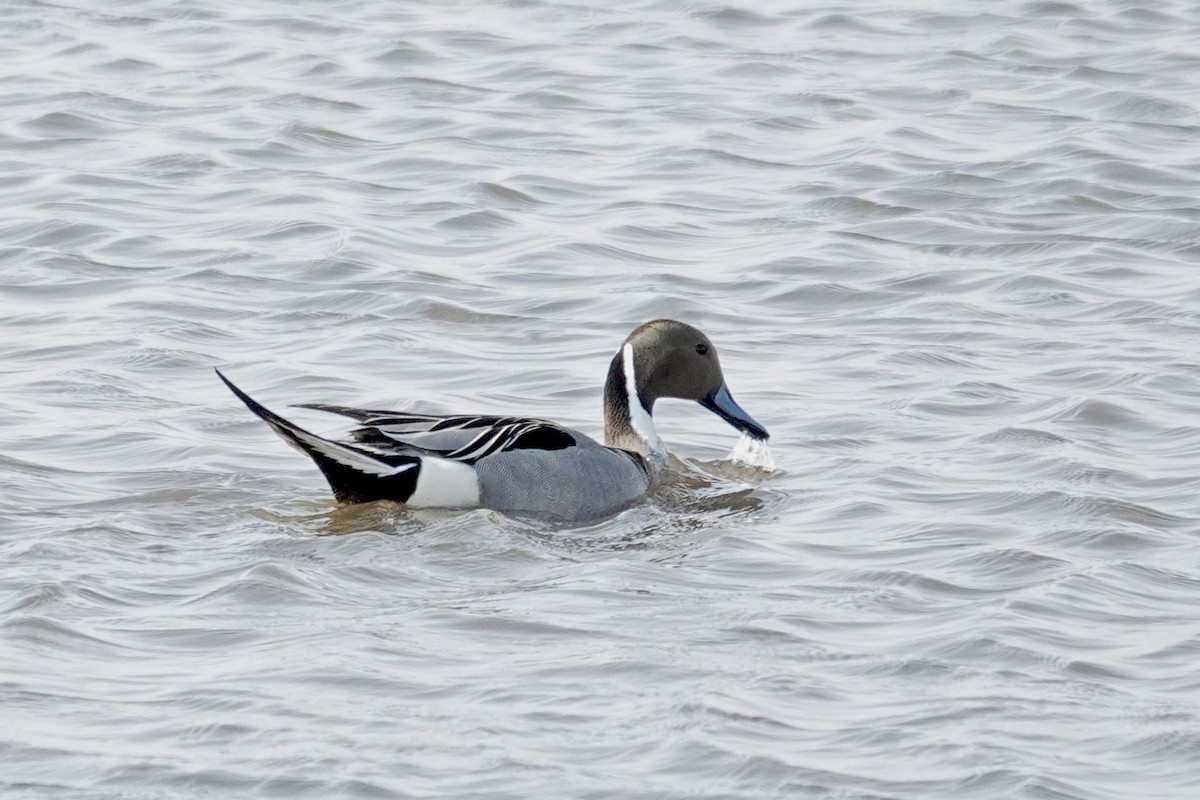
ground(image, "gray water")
xmin=3 ymin=1 xmax=1200 ymax=797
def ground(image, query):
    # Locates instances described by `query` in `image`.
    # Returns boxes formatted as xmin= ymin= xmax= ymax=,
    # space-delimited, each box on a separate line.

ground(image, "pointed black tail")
xmin=215 ymin=369 xmax=421 ymax=504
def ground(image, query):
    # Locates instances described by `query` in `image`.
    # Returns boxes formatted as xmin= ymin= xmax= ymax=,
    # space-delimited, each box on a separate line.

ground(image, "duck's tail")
xmin=215 ymin=368 xmax=421 ymax=504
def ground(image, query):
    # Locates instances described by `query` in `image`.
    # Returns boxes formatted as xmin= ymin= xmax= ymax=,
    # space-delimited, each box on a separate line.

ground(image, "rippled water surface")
xmin=4 ymin=1 xmax=1200 ymax=797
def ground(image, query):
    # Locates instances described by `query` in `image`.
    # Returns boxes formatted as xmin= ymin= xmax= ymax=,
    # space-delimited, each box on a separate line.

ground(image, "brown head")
xmin=603 ymin=319 xmax=768 ymax=455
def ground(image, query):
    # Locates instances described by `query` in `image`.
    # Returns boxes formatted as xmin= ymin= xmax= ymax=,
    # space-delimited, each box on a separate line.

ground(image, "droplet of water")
xmin=730 ymin=433 xmax=775 ymax=471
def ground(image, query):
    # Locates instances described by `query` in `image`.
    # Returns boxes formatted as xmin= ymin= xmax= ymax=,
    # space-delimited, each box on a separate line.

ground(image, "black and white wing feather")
xmin=298 ymin=405 xmax=578 ymax=464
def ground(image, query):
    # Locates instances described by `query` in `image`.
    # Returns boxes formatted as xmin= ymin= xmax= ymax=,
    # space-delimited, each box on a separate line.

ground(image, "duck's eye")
xmin=695 ymin=343 xmax=709 ymax=355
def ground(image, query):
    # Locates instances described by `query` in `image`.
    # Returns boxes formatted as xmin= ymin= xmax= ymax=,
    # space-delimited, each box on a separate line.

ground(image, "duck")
xmin=216 ymin=319 xmax=768 ymax=521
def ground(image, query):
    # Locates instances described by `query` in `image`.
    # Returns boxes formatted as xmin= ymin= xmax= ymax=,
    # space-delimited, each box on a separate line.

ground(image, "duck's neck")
xmin=604 ymin=343 xmax=665 ymax=461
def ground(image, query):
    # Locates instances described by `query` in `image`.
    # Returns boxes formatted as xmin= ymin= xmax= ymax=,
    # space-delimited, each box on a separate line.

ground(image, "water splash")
xmin=730 ymin=433 xmax=775 ymax=471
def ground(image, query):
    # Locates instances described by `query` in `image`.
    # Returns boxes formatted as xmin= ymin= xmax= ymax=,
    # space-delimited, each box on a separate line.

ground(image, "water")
xmin=731 ymin=433 xmax=776 ymax=471
xmin=3 ymin=0 xmax=1200 ymax=797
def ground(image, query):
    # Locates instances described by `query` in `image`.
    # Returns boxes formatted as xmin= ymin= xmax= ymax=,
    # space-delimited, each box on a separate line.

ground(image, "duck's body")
xmin=218 ymin=320 xmax=767 ymax=521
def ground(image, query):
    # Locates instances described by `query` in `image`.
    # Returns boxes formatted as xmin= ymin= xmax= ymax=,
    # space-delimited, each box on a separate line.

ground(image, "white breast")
xmin=622 ymin=342 xmax=666 ymax=459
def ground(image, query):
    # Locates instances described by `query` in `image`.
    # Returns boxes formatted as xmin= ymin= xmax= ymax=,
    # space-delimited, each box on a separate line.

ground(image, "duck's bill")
xmin=700 ymin=384 xmax=769 ymax=441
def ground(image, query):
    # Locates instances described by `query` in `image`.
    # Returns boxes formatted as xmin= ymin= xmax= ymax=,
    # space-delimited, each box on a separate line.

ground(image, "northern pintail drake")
xmin=217 ymin=319 xmax=768 ymax=521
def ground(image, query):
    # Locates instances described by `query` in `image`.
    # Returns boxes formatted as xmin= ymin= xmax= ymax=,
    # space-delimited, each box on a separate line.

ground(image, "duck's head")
xmin=605 ymin=319 xmax=768 ymax=454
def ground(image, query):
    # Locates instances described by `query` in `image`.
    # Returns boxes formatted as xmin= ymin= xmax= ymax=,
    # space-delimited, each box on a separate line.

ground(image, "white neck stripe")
xmin=622 ymin=342 xmax=661 ymax=453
